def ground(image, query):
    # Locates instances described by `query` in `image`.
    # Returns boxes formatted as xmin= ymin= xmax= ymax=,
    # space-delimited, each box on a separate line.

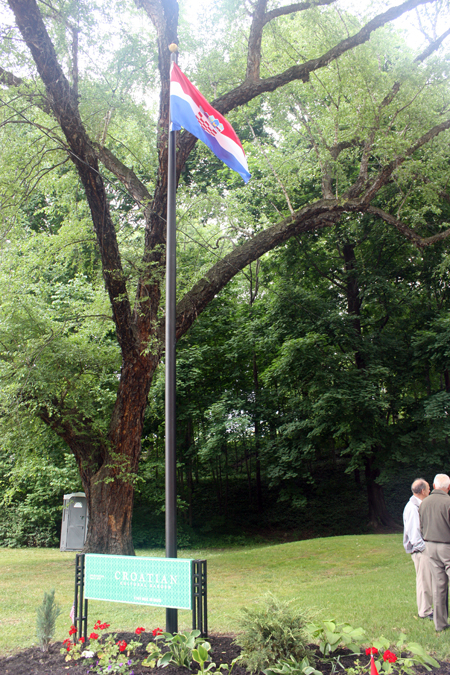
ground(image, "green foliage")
xmin=264 ymin=655 xmax=323 ymax=675
xmin=307 ymin=620 xmax=365 ymax=657
xmin=235 ymin=595 xmax=311 ymax=673
xmin=142 ymin=641 xmax=163 ymax=668
xmin=0 ymin=452 xmax=81 ymax=547
xmin=192 ymin=641 xmax=214 ymax=674
xmin=156 ymin=630 xmax=203 ymax=669
xmin=372 ymin=636 xmax=440 ymax=674
xmin=36 ymin=589 xmax=61 ymax=652
xmin=217 ymin=655 xmax=243 ymax=675
xmin=0 ymin=223 xmax=121 ymax=452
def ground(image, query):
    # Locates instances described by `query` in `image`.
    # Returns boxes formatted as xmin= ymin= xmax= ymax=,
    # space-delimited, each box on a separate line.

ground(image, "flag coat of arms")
xmin=170 ymin=62 xmax=251 ymax=183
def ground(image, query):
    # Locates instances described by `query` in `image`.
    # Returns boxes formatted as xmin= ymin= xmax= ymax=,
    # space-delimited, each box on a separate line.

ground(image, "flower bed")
xmin=0 ymin=630 xmax=446 ymax=675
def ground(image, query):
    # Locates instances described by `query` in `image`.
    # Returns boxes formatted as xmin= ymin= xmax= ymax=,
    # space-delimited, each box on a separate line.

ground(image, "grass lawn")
xmin=1 ymin=533 xmax=450 ymax=659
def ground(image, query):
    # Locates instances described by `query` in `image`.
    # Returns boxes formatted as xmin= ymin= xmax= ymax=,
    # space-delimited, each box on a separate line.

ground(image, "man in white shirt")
xmin=403 ymin=478 xmax=433 ymax=620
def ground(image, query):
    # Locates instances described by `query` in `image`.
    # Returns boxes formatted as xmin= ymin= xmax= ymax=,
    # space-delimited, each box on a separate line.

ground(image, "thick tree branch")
xmin=329 ymin=139 xmax=361 ymax=160
xmin=8 ymin=0 xmax=137 ymax=358
xmin=174 ymin=111 xmax=450 ymax=339
xmin=135 ymin=0 xmax=178 ymax=81
xmin=135 ymin=0 xmax=178 ymax=172
xmin=214 ymin=0 xmax=436 ymax=115
xmin=0 ymin=66 xmax=23 ymax=87
xmin=93 ymin=143 xmax=152 ymax=205
xmin=174 ymin=198 xmax=350 ymax=339
xmin=361 ymin=117 xmax=450 ymax=203
xmin=177 ymin=0 xmax=437 ymax=176
xmin=247 ymin=0 xmax=268 ymax=81
xmin=0 ymin=66 xmax=53 ymax=115
xmin=263 ymin=0 xmax=337 ymax=25
xmin=133 ymin=0 xmax=179 ymax=275
xmin=367 ymin=206 xmax=450 ymax=247
xmin=415 ymin=26 xmax=450 ymax=62
xmin=38 ymin=403 xmax=105 ymax=482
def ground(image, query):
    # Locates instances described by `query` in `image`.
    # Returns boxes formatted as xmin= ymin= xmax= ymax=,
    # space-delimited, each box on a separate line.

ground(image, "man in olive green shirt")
xmin=419 ymin=474 xmax=450 ymax=632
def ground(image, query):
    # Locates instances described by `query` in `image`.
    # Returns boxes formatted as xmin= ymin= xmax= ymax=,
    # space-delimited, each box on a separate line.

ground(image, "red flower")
xmin=117 ymin=640 xmax=127 ymax=652
xmin=79 ymin=637 xmax=85 ymax=643
xmin=69 ymin=625 xmax=77 ymax=636
xmin=94 ymin=620 xmax=110 ymax=630
xmin=366 ymin=648 xmax=378 ymax=656
xmin=63 ymin=638 xmax=70 ymax=646
xmin=152 ymin=628 xmax=163 ymax=637
xmin=135 ymin=627 xmax=145 ymax=635
xmin=383 ymin=650 xmax=397 ymax=664
xmin=89 ymin=632 xmax=99 ymax=640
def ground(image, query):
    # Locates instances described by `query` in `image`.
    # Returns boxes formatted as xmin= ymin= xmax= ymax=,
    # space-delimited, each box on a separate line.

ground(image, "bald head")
xmin=434 ymin=474 xmax=450 ymax=491
xmin=412 ymin=479 xmax=430 ymax=500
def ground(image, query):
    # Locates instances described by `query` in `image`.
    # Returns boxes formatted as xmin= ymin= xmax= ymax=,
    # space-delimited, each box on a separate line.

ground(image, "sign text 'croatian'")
xmin=84 ymin=555 xmax=193 ymax=609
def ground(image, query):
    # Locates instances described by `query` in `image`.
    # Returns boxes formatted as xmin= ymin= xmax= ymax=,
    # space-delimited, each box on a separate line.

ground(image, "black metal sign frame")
xmin=74 ymin=553 xmax=88 ymax=641
xmin=192 ymin=559 xmax=207 ymax=637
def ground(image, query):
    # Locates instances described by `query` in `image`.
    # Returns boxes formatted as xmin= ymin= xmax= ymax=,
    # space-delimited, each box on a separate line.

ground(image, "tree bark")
xmin=365 ymin=458 xmax=401 ymax=531
xmin=342 ymin=243 xmax=401 ymax=531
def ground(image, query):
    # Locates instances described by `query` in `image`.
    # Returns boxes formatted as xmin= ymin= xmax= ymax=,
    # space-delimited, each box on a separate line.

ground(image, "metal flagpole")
xmin=165 ymin=44 xmax=178 ymax=635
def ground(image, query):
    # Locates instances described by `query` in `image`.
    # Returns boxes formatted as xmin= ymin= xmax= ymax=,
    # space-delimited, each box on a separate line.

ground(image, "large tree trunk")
xmin=82 ymin=355 xmax=159 ymax=553
xmin=41 ymin=353 xmax=159 ymax=554
xmin=83 ymin=469 xmax=136 ymax=555
xmin=365 ymin=458 xmax=401 ymax=531
xmin=253 ymin=353 xmax=263 ymax=514
xmin=343 ymin=243 xmax=401 ymax=531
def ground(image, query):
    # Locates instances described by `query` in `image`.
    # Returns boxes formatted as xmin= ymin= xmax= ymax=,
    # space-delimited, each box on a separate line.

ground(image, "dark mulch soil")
xmin=1 ymin=635 xmax=449 ymax=675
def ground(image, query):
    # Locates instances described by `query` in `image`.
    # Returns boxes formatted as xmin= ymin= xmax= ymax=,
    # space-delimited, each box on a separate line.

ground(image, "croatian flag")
xmin=170 ymin=63 xmax=251 ymax=183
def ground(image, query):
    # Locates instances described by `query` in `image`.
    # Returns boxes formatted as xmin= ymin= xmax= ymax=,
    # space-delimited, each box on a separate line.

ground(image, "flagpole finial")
xmin=169 ymin=43 xmax=179 ymax=53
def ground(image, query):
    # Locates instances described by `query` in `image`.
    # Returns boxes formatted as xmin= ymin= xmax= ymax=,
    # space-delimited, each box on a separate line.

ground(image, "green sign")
xmin=84 ymin=555 xmax=193 ymax=610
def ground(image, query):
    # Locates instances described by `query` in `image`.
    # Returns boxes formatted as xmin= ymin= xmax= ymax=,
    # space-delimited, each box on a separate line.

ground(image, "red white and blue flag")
xmin=170 ymin=62 xmax=251 ymax=183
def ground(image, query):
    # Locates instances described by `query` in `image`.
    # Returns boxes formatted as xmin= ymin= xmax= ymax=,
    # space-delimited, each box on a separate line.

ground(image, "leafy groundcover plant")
xmin=155 ymin=629 xmax=205 ymax=668
xmin=360 ymin=637 xmax=440 ymax=675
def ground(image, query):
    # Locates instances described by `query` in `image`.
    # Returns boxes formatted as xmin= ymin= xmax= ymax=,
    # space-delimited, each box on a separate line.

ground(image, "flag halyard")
xmin=170 ymin=62 xmax=251 ymax=183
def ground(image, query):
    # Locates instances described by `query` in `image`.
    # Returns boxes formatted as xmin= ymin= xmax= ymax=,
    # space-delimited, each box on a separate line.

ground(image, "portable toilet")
xmin=60 ymin=492 xmax=88 ymax=551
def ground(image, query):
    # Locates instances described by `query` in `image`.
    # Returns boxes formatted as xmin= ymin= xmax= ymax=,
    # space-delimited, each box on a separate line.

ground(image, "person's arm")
xmin=406 ymin=504 xmax=425 ymax=552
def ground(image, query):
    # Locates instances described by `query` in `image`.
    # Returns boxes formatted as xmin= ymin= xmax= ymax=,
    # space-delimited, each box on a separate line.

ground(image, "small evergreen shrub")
xmin=36 ymin=588 xmax=61 ymax=652
xmin=234 ymin=594 xmax=311 ymax=673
